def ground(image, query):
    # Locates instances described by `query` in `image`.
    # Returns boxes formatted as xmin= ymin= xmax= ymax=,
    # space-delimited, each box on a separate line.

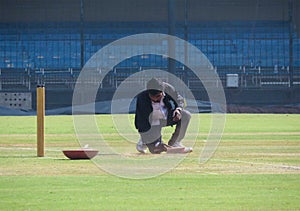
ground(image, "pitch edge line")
xmin=0 ymin=147 xmax=62 ymax=152
xmin=212 ymin=158 xmax=300 ymax=170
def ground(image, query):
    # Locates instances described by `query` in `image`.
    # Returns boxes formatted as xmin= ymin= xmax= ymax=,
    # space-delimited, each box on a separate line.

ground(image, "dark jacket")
xmin=134 ymin=82 xmax=184 ymax=133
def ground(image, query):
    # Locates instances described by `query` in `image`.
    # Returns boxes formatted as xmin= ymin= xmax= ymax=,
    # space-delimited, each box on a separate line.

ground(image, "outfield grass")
xmin=1 ymin=174 xmax=299 ymax=210
xmin=0 ymin=114 xmax=299 ymax=210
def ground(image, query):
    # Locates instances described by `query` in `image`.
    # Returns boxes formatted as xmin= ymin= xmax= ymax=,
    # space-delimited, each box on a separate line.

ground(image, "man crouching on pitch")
xmin=134 ymin=77 xmax=192 ymax=154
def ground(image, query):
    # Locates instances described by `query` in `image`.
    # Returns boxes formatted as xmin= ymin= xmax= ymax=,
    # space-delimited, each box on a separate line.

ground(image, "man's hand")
xmin=172 ymin=108 xmax=182 ymax=122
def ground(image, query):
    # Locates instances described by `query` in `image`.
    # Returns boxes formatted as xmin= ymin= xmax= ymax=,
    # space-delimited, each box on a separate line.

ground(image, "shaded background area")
xmin=0 ymin=0 xmax=299 ymax=113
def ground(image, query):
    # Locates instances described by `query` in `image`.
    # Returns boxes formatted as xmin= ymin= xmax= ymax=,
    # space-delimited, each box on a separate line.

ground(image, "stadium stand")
xmin=0 ymin=21 xmax=299 ymax=90
xmin=0 ymin=0 xmax=299 ymax=111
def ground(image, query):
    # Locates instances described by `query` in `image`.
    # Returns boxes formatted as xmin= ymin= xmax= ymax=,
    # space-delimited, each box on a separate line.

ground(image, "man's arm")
xmin=134 ymin=93 xmax=143 ymax=130
xmin=163 ymin=82 xmax=185 ymax=109
xmin=134 ymin=91 xmax=152 ymax=132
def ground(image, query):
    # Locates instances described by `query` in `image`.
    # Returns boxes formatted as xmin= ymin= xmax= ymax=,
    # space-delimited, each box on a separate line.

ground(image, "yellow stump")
xmin=37 ymin=85 xmax=45 ymax=157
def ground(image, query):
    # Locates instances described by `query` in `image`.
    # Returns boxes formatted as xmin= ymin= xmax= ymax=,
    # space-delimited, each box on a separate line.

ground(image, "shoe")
xmin=170 ymin=142 xmax=193 ymax=153
xmin=136 ymin=139 xmax=147 ymax=153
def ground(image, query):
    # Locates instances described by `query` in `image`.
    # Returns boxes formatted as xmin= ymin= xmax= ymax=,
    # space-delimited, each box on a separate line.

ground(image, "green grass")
xmin=0 ymin=114 xmax=300 ymax=210
xmin=0 ymin=174 xmax=299 ymax=210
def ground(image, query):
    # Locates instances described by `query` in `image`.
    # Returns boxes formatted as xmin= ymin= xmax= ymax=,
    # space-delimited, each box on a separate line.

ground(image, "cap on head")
xmin=147 ymin=78 xmax=163 ymax=96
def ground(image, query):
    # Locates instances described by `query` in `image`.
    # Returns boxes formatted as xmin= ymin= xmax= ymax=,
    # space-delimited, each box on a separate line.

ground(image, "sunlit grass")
xmin=0 ymin=114 xmax=299 ymax=210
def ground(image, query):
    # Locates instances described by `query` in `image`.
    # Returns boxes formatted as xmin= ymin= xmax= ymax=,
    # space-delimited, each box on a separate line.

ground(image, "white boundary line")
xmin=0 ymin=146 xmax=61 ymax=152
xmin=1 ymin=147 xmax=300 ymax=172
xmin=213 ymin=158 xmax=300 ymax=171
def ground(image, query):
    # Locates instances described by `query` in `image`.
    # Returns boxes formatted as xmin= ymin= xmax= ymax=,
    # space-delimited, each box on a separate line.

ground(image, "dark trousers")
xmin=140 ymin=109 xmax=191 ymax=145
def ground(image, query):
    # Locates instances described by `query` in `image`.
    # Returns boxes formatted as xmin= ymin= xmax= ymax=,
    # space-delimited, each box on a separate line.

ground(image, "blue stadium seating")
xmin=0 ymin=21 xmax=299 ymax=74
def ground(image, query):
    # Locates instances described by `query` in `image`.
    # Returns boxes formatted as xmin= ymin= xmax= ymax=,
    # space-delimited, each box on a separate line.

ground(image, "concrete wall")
xmin=0 ymin=92 xmax=32 ymax=110
xmin=27 ymin=87 xmax=300 ymax=110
